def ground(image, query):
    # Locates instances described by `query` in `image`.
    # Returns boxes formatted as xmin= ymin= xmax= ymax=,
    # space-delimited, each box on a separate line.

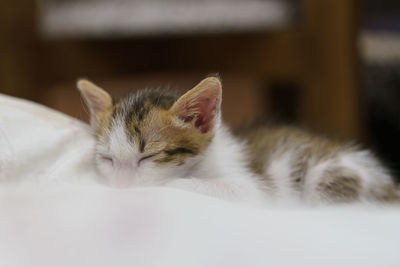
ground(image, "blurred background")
xmin=0 ymin=0 xmax=399 ymax=178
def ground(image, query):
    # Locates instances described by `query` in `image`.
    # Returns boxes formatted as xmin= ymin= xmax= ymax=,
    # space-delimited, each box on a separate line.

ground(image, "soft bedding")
xmin=0 ymin=93 xmax=399 ymax=267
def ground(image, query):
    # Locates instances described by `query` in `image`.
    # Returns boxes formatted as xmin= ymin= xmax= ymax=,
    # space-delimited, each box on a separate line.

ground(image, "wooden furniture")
xmin=0 ymin=0 xmax=361 ymax=139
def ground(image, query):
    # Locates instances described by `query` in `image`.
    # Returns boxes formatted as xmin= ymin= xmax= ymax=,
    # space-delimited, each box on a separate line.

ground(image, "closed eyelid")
xmin=99 ymin=154 xmax=114 ymax=165
xmin=99 ymin=153 xmax=112 ymax=159
xmin=138 ymin=151 xmax=162 ymax=165
xmin=140 ymin=154 xmax=155 ymax=161
xmin=164 ymin=147 xmax=194 ymax=156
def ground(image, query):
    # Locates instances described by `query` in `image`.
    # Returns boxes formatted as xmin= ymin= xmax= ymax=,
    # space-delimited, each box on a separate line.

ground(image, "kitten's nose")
xmin=110 ymin=163 xmax=136 ymax=188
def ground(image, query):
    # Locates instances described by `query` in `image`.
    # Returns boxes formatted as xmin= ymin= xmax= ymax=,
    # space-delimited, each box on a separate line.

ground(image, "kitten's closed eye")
xmin=137 ymin=148 xmax=194 ymax=166
xmin=138 ymin=154 xmax=157 ymax=165
xmin=164 ymin=147 xmax=194 ymax=156
xmin=100 ymin=155 xmax=114 ymax=166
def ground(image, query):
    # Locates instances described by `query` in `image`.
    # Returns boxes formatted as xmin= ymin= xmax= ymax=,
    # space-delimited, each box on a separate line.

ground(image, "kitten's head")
xmin=78 ymin=76 xmax=222 ymax=187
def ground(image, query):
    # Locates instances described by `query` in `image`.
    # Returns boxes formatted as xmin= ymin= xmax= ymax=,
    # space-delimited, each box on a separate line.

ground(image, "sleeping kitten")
xmin=78 ymin=76 xmax=398 ymax=204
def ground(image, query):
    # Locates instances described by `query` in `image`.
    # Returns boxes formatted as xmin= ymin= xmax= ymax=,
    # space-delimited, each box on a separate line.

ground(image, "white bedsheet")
xmin=0 ymin=93 xmax=399 ymax=267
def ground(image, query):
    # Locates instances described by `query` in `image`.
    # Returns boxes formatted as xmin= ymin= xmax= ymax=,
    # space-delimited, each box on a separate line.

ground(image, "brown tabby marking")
xmin=98 ymin=88 xmax=213 ymax=166
xmin=79 ymin=77 xmax=398 ymax=203
xmin=317 ymin=168 xmax=361 ymax=202
xmin=290 ymin=155 xmax=308 ymax=192
xmin=239 ymin=125 xmax=344 ymax=174
xmin=371 ymin=184 xmax=400 ymax=202
xmin=239 ymin=125 xmax=367 ymax=201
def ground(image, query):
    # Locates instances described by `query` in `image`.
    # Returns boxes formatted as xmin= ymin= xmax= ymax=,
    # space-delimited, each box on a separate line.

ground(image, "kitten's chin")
xmin=108 ymin=175 xmax=133 ymax=189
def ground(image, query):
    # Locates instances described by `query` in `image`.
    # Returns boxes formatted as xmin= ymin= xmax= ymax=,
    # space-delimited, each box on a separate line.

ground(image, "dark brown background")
xmin=0 ymin=1 xmax=361 ymax=140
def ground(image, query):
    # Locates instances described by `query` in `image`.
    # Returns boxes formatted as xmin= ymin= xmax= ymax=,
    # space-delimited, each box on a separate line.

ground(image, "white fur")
xmin=303 ymin=149 xmax=395 ymax=202
xmin=96 ymin=111 xmax=267 ymax=206
xmin=302 ymin=158 xmax=337 ymax=202
xmin=172 ymin=125 xmax=268 ymax=205
xmin=98 ymin=116 xmax=397 ymax=204
xmin=266 ymin=151 xmax=299 ymax=201
xmin=267 ymin=145 xmax=397 ymax=203
xmin=96 ymin=104 xmax=397 ymax=205
xmin=96 ymin=116 xmax=193 ymax=188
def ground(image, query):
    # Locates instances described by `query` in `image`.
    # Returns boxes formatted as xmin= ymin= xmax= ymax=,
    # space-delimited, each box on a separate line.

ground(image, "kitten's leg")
xmin=305 ymin=166 xmax=362 ymax=203
xmin=303 ymin=151 xmax=399 ymax=203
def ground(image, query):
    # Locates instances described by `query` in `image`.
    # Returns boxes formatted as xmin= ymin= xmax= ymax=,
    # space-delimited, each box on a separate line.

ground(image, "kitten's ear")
xmin=77 ymin=79 xmax=112 ymax=128
xmin=170 ymin=77 xmax=222 ymax=133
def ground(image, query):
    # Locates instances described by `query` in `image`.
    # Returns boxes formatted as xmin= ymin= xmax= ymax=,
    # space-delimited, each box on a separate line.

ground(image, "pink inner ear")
xmin=174 ymin=77 xmax=222 ymax=133
xmin=192 ymin=97 xmax=218 ymax=133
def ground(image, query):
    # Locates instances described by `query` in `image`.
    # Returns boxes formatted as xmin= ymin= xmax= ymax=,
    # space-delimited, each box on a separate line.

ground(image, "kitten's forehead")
xmin=108 ymin=119 xmax=135 ymax=158
xmin=114 ymin=89 xmax=176 ymax=121
xmin=97 ymin=87 xmax=214 ymax=166
xmin=118 ymin=89 xmax=177 ymax=115
xmin=108 ymin=88 xmax=178 ymax=140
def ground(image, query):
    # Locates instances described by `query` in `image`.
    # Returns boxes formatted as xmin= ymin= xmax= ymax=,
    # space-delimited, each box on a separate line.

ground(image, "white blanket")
xmin=0 ymin=94 xmax=399 ymax=267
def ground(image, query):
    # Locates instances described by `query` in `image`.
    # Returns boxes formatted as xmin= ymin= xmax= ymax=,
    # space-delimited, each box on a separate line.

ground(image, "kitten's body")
xmin=240 ymin=125 xmax=398 ymax=203
xmin=78 ymin=77 xmax=398 ymax=205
